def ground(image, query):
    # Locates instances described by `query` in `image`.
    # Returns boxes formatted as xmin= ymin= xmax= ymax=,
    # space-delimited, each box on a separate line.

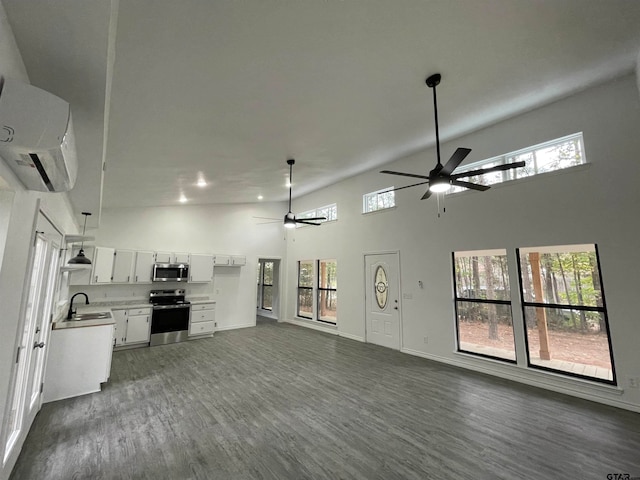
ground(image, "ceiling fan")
xmin=381 ymin=73 xmax=525 ymax=199
xmin=283 ymin=159 xmax=326 ymax=228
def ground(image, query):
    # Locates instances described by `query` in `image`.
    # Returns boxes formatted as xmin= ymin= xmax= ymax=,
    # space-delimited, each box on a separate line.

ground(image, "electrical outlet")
xmin=628 ymin=377 xmax=640 ymax=389
xmin=424 ymin=336 xmax=428 ymax=344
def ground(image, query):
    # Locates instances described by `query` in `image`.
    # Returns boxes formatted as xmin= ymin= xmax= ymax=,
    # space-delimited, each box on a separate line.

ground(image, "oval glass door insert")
xmin=374 ymin=265 xmax=388 ymax=310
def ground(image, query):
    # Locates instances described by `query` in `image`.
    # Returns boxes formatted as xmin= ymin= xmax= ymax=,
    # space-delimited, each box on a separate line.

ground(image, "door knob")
xmin=33 ymin=342 xmax=45 ymax=349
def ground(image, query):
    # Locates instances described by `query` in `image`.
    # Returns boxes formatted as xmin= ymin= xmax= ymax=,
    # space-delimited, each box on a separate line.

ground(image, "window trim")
xmin=515 ymin=244 xmax=617 ymax=386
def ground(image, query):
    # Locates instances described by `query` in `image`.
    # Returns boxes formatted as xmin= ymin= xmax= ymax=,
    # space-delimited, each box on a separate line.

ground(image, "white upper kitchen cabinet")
xmin=173 ymin=252 xmax=190 ymax=264
xmin=154 ymin=252 xmax=171 ymax=263
xmin=112 ymin=249 xmax=135 ymax=283
xmin=133 ymin=251 xmax=155 ymax=283
xmin=231 ymin=255 xmax=246 ymax=266
xmin=214 ymin=255 xmax=230 ymax=266
xmin=189 ymin=254 xmax=214 ymax=283
xmin=92 ymin=247 xmax=115 ymax=284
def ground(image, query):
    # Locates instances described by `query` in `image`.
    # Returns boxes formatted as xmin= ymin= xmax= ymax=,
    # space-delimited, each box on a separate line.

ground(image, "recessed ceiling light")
xmin=179 ymin=194 xmax=188 ymax=203
xmin=257 ymin=195 xmax=263 ymax=200
xmin=197 ymin=178 xmax=207 ymax=187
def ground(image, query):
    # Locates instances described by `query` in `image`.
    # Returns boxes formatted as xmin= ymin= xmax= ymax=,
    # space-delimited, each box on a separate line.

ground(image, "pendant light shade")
xmin=68 ymin=212 xmax=92 ymax=265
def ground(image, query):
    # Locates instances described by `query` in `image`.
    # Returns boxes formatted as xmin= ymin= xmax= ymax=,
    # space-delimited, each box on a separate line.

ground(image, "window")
xmin=318 ymin=259 xmax=337 ymax=324
xmin=453 ymin=250 xmax=516 ymax=362
xmin=257 ymin=261 xmax=274 ymax=310
xmin=363 ymin=188 xmax=395 ymax=213
xmin=449 ymin=133 xmax=585 ymax=193
xmin=517 ymin=244 xmax=615 ymax=384
xmin=297 ymin=203 xmax=337 ymax=226
xmin=297 ymin=261 xmax=314 ymax=319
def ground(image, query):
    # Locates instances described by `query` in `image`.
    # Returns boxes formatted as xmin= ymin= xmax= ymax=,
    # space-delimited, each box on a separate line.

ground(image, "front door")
xmin=365 ymin=253 xmax=401 ymax=350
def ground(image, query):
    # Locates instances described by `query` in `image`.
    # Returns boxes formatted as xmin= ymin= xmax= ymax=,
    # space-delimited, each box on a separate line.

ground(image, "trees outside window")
xmin=517 ymin=244 xmax=615 ymax=383
xmin=297 ymin=261 xmax=314 ymax=319
xmin=453 ymin=250 xmax=516 ymax=362
xmin=318 ymin=259 xmax=337 ymax=324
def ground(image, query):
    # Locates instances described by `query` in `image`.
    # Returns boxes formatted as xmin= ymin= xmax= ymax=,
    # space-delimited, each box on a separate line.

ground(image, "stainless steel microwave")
xmin=152 ymin=263 xmax=189 ymax=282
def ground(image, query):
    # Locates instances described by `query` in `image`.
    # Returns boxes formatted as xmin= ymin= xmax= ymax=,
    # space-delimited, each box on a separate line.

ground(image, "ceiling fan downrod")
xmin=426 ymin=73 xmax=442 ymax=167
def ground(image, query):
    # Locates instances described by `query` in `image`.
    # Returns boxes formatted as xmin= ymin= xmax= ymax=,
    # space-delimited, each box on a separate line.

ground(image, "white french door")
xmin=3 ymin=212 xmax=61 ymax=465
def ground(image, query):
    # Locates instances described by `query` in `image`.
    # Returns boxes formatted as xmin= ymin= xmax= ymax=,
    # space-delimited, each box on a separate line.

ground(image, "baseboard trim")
xmin=284 ymin=318 xmax=338 ymax=335
xmin=216 ymin=323 xmax=255 ymax=332
xmin=338 ymin=331 xmax=365 ymax=342
xmin=401 ymin=347 xmax=638 ymax=413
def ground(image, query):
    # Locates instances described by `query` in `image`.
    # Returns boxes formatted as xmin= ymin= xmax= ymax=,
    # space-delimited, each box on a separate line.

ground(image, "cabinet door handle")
xmin=135 ymin=276 xmax=138 ymax=282
xmin=95 ymin=275 xmax=98 ymax=283
xmin=127 ymin=276 xmax=130 ymax=282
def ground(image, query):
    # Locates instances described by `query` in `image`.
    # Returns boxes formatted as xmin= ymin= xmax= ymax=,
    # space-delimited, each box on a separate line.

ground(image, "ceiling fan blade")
xmin=451 ymin=180 xmax=490 ymax=191
xmin=253 ymin=216 xmax=280 ymax=220
xmin=440 ymin=147 xmax=471 ymax=176
xmin=451 ymin=161 xmax=526 ymax=179
xmin=420 ymin=189 xmax=432 ymax=200
xmin=298 ymin=216 xmax=326 ymax=222
xmin=296 ymin=220 xmax=322 ymax=226
xmin=380 ymin=170 xmax=430 ymax=180
xmin=381 ymin=181 xmax=430 ymax=193
xmin=256 ymin=221 xmax=283 ymax=225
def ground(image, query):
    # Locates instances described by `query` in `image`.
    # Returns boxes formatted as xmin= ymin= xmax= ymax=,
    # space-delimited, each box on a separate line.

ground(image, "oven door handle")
xmin=152 ymin=304 xmax=191 ymax=310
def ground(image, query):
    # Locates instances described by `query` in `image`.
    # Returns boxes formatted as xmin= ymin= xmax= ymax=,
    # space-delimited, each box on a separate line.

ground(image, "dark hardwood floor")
xmin=10 ymin=321 xmax=640 ymax=479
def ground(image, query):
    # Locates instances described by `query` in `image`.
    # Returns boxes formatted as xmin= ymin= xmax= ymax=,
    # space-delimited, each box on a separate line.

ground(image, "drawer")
xmin=129 ymin=307 xmax=151 ymax=316
xmin=189 ymin=320 xmax=215 ymax=336
xmin=191 ymin=303 xmax=215 ymax=312
xmin=191 ymin=309 xmax=215 ymax=323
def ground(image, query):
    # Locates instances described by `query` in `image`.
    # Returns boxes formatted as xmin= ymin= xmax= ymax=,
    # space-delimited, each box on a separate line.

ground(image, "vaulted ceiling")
xmin=4 ymin=0 xmax=640 ymax=227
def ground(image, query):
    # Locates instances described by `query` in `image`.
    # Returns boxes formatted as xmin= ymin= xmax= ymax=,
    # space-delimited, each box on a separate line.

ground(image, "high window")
xmin=297 ymin=260 xmax=314 ymax=319
xmin=517 ymin=244 xmax=615 ymax=383
xmin=363 ymin=188 xmax=395 ymax=213
xmin=453 ymin=250 xmax=516 ymax=362
xmin=317 ymin=259 xmax=337 ymax=324
xmin=297 ymin=203 xmax=338 ymax=226
xmin=450 ymin=133 xmax=585 ymax=193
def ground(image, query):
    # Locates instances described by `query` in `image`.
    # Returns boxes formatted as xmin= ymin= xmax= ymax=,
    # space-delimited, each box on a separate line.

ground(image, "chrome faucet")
xmin=67 ymin=292 xmax=90 ymax=319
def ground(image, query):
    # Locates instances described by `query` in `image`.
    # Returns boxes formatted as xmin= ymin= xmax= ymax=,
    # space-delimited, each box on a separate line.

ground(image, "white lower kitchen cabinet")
xmin=43 ymin=324 xmax=114 ymax=403
xmin=113 ymin=307 xmax=151 ymax=347
xmin=189 ymin=302 xmax=215 ymax=337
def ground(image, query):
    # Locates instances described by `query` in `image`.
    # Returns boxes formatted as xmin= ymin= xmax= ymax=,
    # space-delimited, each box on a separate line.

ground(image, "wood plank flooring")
xmin=10 ymin=321 xmax=640 ymax=480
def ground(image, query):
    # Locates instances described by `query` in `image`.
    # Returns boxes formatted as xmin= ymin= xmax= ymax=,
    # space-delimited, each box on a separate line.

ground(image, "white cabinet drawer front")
xmin=129 ymin=307 xmax=151 ymax=316
xmin=191 ymin=303 xmax=215 ymax=312
xmin=189 ymin=321 xmax=215 ymax=335
xmin=192 ymin=310 xmax=215 ymax=323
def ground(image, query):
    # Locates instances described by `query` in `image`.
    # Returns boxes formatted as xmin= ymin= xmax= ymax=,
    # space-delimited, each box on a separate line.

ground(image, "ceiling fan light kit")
xmin=380 ymin=73 xmax=525 ymax=204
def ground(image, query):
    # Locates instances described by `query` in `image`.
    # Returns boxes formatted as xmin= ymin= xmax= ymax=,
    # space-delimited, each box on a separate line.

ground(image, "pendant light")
xmin=68 ymin=212 xmax=92 ymax=265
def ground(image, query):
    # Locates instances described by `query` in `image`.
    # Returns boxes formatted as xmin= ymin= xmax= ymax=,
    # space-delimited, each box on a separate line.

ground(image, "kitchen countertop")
xmin=189 ymin=298 xmax=216 ymax=305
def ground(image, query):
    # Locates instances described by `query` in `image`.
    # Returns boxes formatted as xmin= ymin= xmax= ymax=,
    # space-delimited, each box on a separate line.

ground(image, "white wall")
xmin=0 ymin=2 xmax=79 ymax=477
xmin=284 ymin=74 xmax=640 ymax=412
xmin=90 ymin=202 xmax=287 ymax=329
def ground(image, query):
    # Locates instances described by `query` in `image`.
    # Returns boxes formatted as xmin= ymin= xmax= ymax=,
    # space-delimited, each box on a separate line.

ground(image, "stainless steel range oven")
xmin=149 ymin=289 xmax=190 ymax=346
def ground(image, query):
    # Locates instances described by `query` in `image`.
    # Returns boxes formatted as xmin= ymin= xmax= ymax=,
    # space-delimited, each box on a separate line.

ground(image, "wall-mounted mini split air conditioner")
xmin=0 ymin=78 xmax=77 ymax=192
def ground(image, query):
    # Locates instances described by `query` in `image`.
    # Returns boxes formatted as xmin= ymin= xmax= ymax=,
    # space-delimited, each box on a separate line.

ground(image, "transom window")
xmin=450 ymin=133 xmax=585 ymax=193
xmin=297 ymin=203 xmax=337 ymax=226
xmin=363 ymin=188 xmax=395 ymax=213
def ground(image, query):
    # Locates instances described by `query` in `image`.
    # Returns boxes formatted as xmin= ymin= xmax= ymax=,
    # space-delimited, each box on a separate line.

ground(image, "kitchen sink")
xmin=68 ymin=312 xmax=112 ymax=321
